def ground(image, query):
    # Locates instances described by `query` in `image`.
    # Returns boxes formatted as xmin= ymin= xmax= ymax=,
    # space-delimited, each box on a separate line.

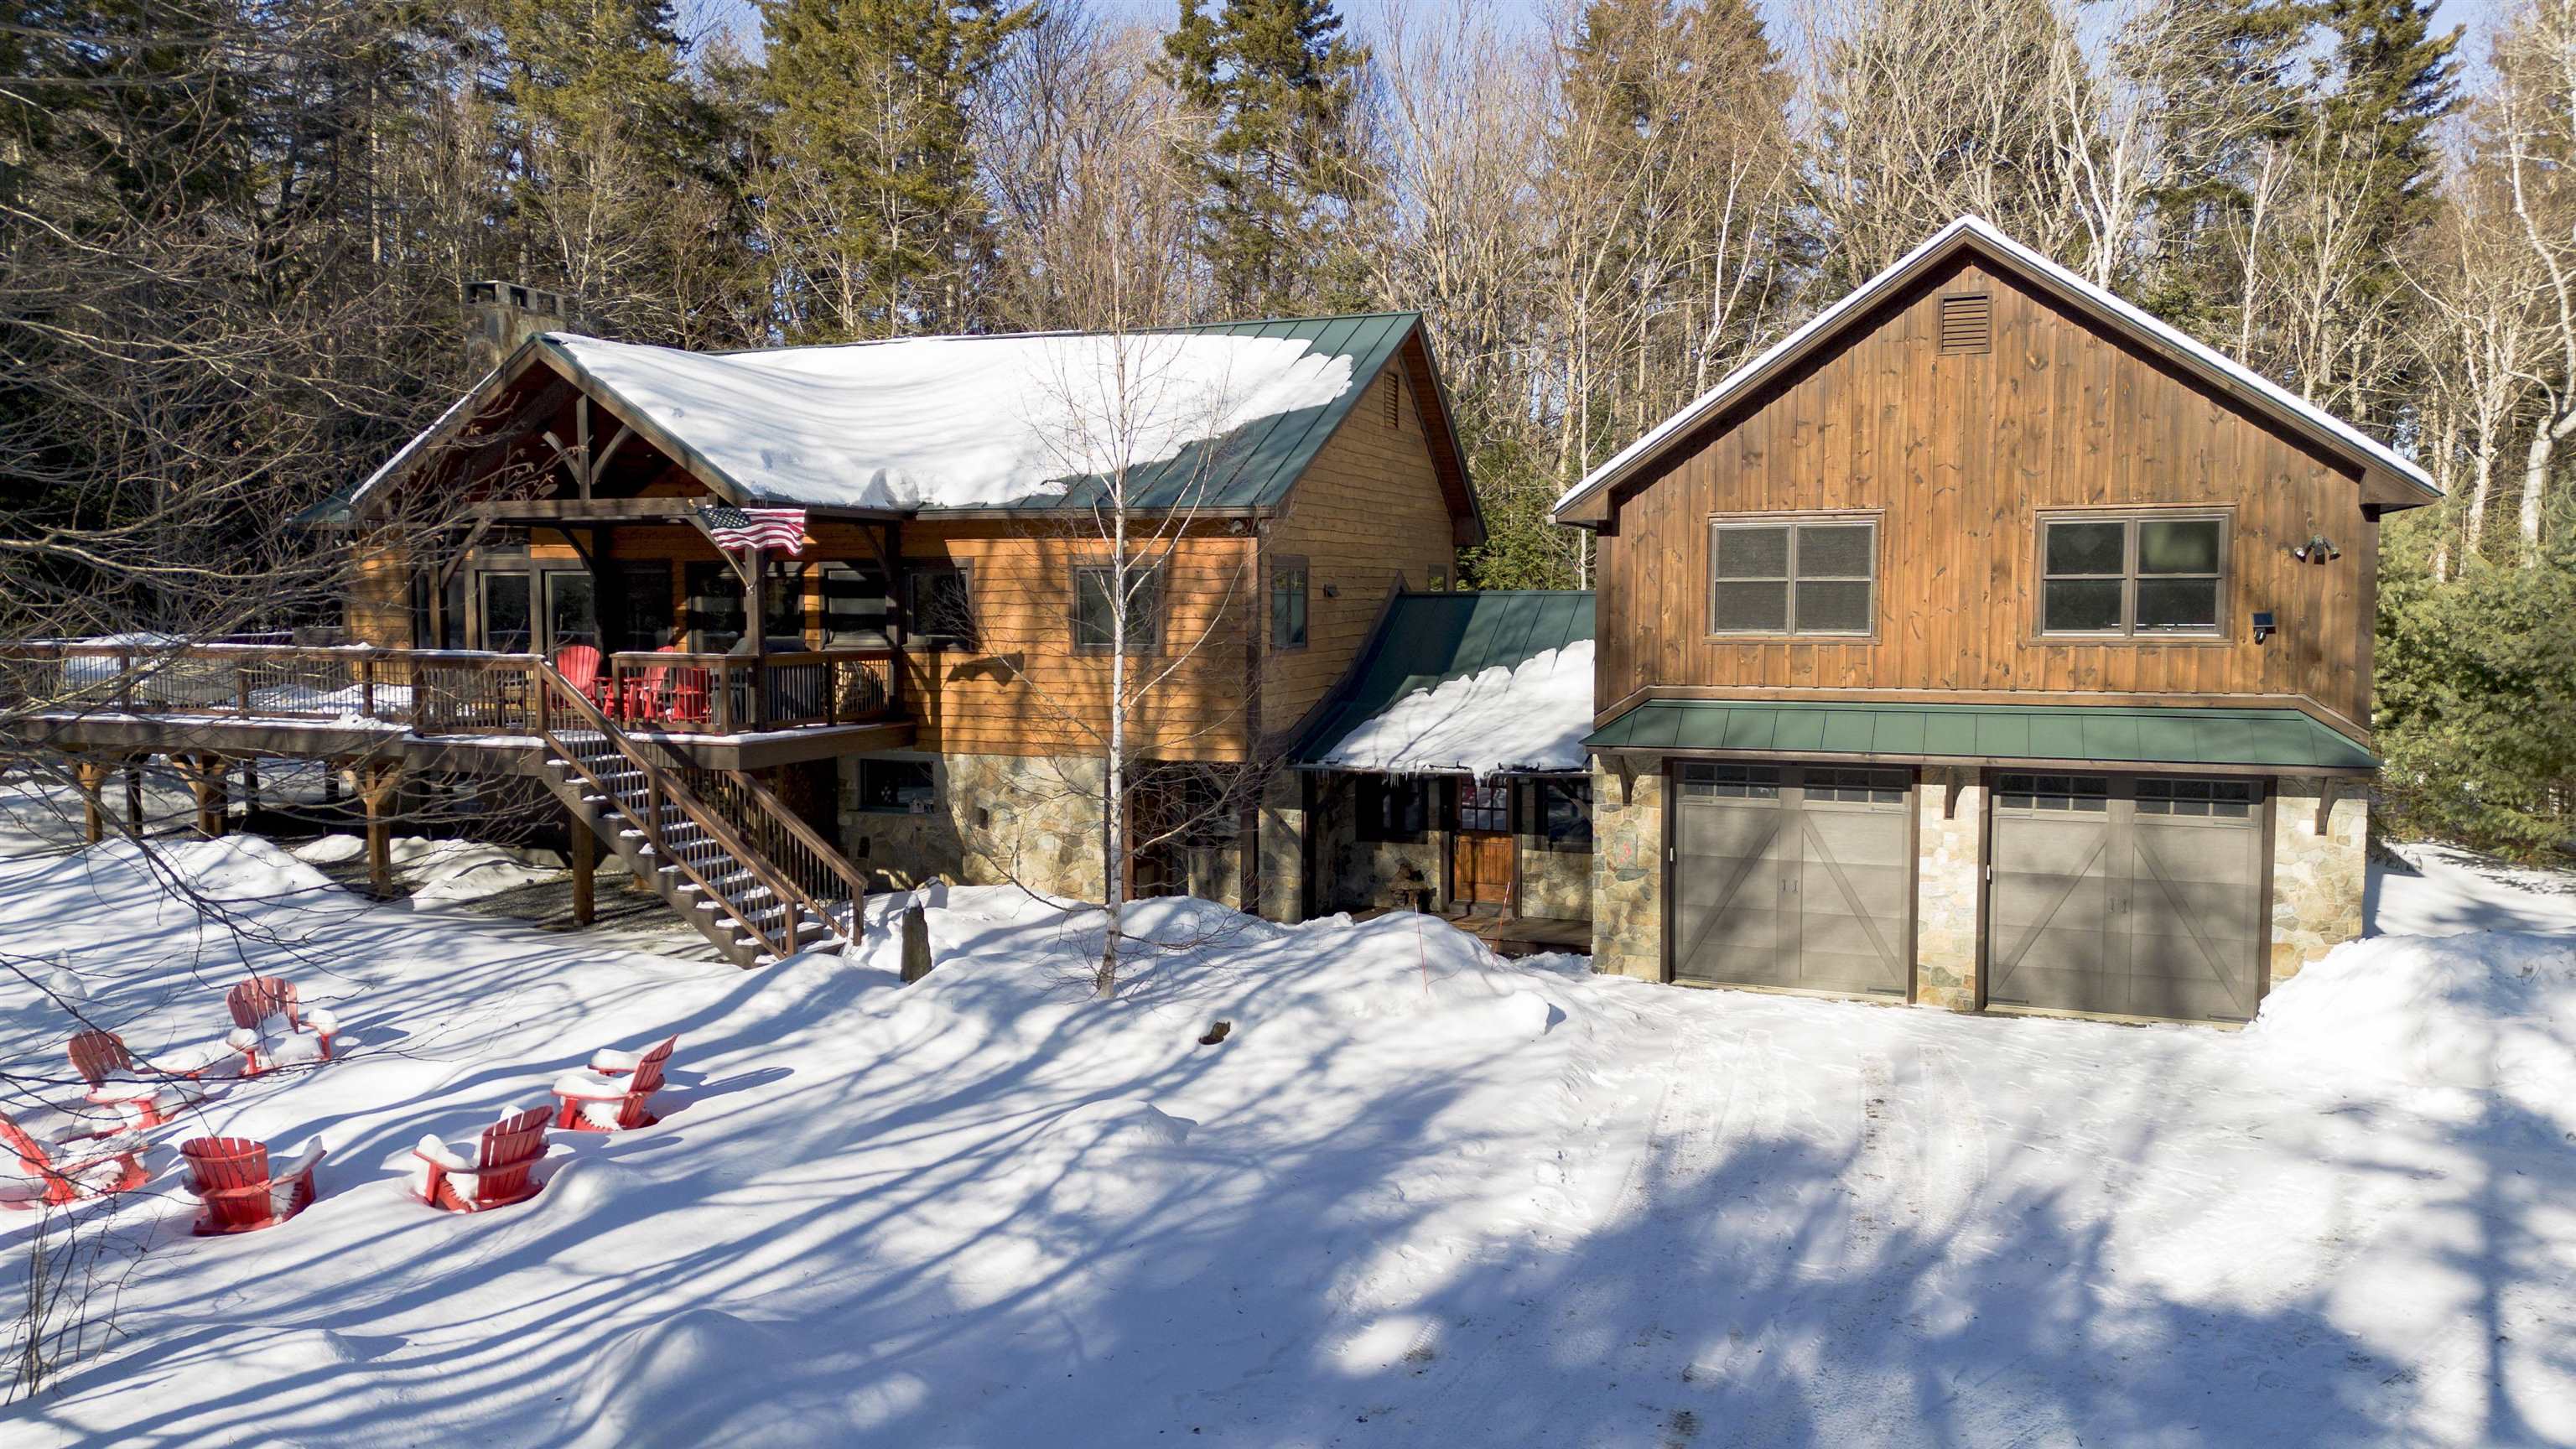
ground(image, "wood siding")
xmin=1595 ymin=257 xmax=2380 ymax=735
xmin=1259 ymin=357 xmax=1462 ymax=746
xmin=871 ymin=520 xmax=1258 ymax=761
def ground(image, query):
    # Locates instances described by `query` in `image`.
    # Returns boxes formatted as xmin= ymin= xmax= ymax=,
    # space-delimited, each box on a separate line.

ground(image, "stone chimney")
xmin=464 ymin=279 xmax=579 ymax=372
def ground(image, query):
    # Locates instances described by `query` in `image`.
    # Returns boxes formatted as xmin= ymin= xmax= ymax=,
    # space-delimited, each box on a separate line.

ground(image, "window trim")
xmin=2033 ymin=507 xmax=2233 ymax=642
xmin=852 ymin=755 xmax=938 ymax=815
xmin=903 ymin=561 xmax=977 ymax=649
xmin=1269 ymin=553 xmax=1310 ymax=652
xmin=1705 ymin=510 xmax=1882 ymax=641
xmin=1071 ymin=560 xmax=1164 ymax=655
xmin=819 ymin=560 xmax=896 ymax=649
xmin=1356 ymin=773 xmax=1433 ymax=844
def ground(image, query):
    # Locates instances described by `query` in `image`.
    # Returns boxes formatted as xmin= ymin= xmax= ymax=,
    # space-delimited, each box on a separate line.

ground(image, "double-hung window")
xmin=1709 ymin=516 xmax=1877 ymax=636
xmin=2039 ymin=512 xmax=2226 ymax=636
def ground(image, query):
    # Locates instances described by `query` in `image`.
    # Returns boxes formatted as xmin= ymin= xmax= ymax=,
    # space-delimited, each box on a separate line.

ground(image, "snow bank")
xmin=289 ymin=834 xmax=565 ymax=907
xmin=2249 ymin=932 xmax=2576 ymax=1132
xmin=11 ymin=832 xmax=2576 ymax=1447
xmin=382 ymin=330 xmax=1354 ymax=512
xmin=1317 ymin=641 xmax=1594 ymax=777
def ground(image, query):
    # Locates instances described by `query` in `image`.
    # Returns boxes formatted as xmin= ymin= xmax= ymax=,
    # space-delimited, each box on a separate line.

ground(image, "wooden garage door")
xmin=1986 ymin=774 xmax=2267 ymax=1023
xmin=1670 ymin=764 xmax=1914 ymax=997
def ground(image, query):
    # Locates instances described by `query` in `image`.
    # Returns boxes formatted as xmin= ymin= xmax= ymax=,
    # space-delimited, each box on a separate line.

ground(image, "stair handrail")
xmin=531 ymin=663 xmax=806 ymax=958
xmin=726 ymin=768 xmax=871 ymax=903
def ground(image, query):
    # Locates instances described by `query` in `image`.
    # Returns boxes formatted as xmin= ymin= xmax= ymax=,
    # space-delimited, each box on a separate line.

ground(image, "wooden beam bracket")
xmin=2315 ymin=777 xmax=2340 ymax=836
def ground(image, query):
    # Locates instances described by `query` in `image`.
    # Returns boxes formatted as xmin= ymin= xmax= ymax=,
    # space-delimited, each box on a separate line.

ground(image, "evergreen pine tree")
xmin=755 ymin=0 xmax=1035 ymax=340
xmin=1160 ymin=0 xmax=1372 ymax=317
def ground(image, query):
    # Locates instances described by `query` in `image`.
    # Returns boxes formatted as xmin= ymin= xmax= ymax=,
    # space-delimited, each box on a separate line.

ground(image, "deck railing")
xmin=0 ymin=642 xmax=904 ymax=740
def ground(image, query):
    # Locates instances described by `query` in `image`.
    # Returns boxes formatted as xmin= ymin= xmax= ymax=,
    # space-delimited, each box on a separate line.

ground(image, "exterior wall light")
xmin=2292 ymin=535 xmax=2340 ymax=564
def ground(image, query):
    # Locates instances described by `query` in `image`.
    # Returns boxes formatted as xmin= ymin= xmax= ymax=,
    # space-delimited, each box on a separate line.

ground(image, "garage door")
xmin=1986 ymin=774 xmax=2267 ymax=1023
xmin=1670 ymin=763 xmax=1914 ymax=997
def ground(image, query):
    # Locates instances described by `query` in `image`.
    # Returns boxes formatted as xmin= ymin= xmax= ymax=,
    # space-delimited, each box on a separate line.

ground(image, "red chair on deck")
xmin=551 ymin=1035 xmax=678 ymax=1133
xmin=179 ymin=1136 xmax=325 ymax=1235
xmin=662 ymin=667 xmax=711 ymax=728
xmin=410 ymin=1106 xmax=552 ymax=1213
xmin=555 ymin=644 xmax=609 ymax=709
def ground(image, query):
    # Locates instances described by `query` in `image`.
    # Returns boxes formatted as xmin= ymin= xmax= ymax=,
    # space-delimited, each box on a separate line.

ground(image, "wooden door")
xmin=1451 ymin=781 xmax=1514 ymax=907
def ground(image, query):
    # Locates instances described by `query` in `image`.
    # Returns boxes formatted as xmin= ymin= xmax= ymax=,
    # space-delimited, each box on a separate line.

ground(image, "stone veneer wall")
xmin=2269 ymin=775 xmax=2368 ymax=983
xmin=1589 ymin=758 xmax=1663 ymax=981
xmin=1255 ymin=770 xmax=1306 ymax=922
xmin=840 ymin=752 xmax=1110 ymax=903
xmin=1913 ymin=766 xmax=1983 ymax=1011
xmin=1517 ymin=839 xmax=1592 ymax=919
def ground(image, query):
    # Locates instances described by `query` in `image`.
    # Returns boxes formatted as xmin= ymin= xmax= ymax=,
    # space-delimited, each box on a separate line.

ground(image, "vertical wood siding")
xmin=1595 ymin=258 xmax=2379 ymax=733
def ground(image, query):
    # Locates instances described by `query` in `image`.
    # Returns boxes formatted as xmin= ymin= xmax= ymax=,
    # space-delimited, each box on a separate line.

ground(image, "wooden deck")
xmin=1358 ymin=906 xmax=1592 ymax=959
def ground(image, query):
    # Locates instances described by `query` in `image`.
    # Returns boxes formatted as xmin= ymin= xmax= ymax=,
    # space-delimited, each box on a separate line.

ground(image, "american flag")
xmin=698 ymin=504 xmax=808 ymax=555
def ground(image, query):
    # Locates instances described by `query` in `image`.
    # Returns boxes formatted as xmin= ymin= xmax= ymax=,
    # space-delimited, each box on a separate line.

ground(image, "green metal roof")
xmin=1583 ymin=700 xmax=2378 ymax=771
xmin=1294 ymin=589 xmax=1595 ymax=765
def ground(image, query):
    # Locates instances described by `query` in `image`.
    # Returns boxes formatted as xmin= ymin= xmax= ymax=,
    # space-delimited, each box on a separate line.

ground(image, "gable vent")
xmin=1939 ymin=293 xmax=1992 ymax=355
xmin=1381 ymin=373 xmax=1403 ymax=428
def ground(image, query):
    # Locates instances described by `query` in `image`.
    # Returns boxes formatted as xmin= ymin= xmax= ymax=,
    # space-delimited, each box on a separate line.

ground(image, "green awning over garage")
xmin=1583 ymin=700 xmax=2377 ymax=772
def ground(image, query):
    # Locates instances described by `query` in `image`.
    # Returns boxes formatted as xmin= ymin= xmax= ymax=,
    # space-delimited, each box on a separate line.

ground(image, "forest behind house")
xmin=5 ymin=0 xmax=2573 ymax=854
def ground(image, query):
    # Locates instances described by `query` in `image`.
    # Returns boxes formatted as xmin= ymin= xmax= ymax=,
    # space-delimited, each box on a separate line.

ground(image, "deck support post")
xmin=183 ymin=755 xmax=228 ymax=838
xmin=239 ymin=758 xmax=260 ymax=815
xmin=71 ymin=759 xmax=109 ymax=844
xmin=123 ymin=760 xmax=144 ymax=828
xmin=569 ymin=807 xmax=596 ymax=927
xmin=345 ymin=760 xmax=402 ymax=898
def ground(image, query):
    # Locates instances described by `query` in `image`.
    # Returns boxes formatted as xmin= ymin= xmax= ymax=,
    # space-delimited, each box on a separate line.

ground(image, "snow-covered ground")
xmin=0 ymin=835 xmax=2571 ymax=1446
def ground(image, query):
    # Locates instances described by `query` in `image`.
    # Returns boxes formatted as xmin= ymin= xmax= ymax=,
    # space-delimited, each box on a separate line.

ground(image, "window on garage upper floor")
xmin=1709 ymin=516 xmax=1877 ymax=636
xmin=2038 ymin=512 xmax=2228 ymax=637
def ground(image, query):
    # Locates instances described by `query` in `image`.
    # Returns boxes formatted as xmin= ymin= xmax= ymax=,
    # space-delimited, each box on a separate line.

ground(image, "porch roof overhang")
xmin=1583 ymin=700 xmax=2380 ymax=776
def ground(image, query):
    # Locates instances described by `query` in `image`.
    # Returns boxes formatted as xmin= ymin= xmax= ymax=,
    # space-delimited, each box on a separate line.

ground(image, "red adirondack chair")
xmin=551 ymin=1035 xmax=678 ymax=1132
xmin=411 ymin=1106 xmax=551 ymax=1213
xmin=67 ymin=1029 xmax=129 ymax=1087
xmin=0 ymin=1111 xmax=148 ymax=1210
xmin=65 ymin=1030 xmax=221 ymax=1130
xmin=662 ymin=666 xmax=711 ymax=727
xmin=555 ymin=644 xmax=609 ymax=707
xmin=179 ymin=1136 xmax=326 ymax=1235
xmin=224 ymin=977 xmax=340 ymax=1074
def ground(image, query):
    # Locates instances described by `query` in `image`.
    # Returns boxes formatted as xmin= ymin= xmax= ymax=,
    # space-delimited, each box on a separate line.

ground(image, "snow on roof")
xmin=372 ymin=330 xmax=1353 ymax=514
xmin=1314 ymin=640 xmax=1595 ymax=778
xmin=1554 ymin=215 xmax=2438 ymax=521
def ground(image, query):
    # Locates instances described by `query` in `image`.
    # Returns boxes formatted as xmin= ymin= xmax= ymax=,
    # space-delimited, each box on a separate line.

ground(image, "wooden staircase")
xmin=527 ymin=662 xmax=868 ymax=966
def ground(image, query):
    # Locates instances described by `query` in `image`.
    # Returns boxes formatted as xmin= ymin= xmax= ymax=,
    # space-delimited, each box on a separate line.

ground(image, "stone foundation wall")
xmin=1914 ymin=767 xmax=1983 ymax=1011
xmin=1590 ymin=759 xmax=1663 ymax=981
xmin=2269 ymin=775 xmax=2368 ymax=983
xmin=839 ymin=751 xmax=1109 ymax=903
xmin=1255 ymin=771 xmax=1306 ymax=922
xmin=1517 ymin=841 xmax=1592 ymax=920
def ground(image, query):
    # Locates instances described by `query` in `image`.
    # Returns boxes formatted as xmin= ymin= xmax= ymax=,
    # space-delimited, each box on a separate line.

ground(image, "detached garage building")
xmin=1555 ymin=217 xmax=2433 ymax=1025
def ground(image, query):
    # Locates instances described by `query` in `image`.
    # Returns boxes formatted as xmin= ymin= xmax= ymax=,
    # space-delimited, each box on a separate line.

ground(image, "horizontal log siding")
xmin=1259 ymin=365 xmax=1462 ymax=745
xmin=1597 ymin=258 xmax=2378 ymax=733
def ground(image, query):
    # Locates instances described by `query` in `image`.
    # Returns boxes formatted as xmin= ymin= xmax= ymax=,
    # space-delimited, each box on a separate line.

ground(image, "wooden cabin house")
xmin=16 ymin=302 xmax=1481 ymax=964
xmin=1555 ymin=217 xmax=2438 ymax=1025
